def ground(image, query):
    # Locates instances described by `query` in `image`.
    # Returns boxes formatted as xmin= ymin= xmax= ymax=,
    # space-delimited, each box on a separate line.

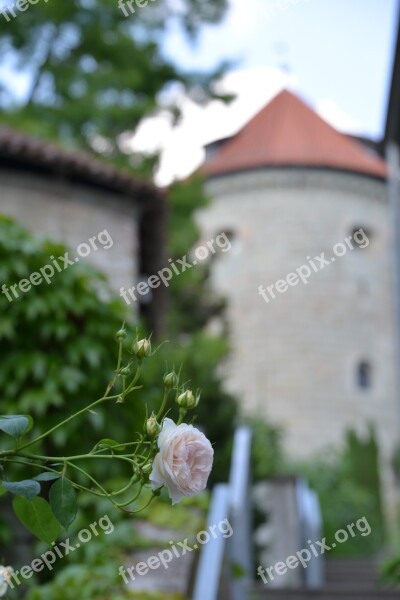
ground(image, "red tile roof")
xmin=204 ymin=90 xmax=387 ymax=179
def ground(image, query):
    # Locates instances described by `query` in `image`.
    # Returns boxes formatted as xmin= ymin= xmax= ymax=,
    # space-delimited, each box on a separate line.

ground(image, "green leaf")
xmin=13 ymin=496 xmax=60 ymax=545
xmin=0 ymin=415 xmax=33 ymax=438
xmin=33 ymin=472 xmax=62 ymax=482
xmin=0 ymin=482 xmax=7 ymax=497
xmin=97 ymin=438 xmax=126 ymax=451
xmin=49 ymin=478 xmax=78 ymax=530
xmin=3 ymin=479 xmax=41 ymax=500
xmin=231 ymin=562 xmax=246 ymax=579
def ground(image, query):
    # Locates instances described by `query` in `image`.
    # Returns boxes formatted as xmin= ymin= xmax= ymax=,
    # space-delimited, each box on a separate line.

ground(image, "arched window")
xmin=350 ymin=226 xmax=371 ymax=249
xmin=357 ymin=361 xmax=372 ymax=389
xmin=213 ymin=229 xmax=239 ymax=255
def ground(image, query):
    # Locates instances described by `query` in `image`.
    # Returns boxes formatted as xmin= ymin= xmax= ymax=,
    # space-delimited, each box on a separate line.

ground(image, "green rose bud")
xmin=133 ymin=338 xmax=151 ymax=359
xmin=176 ymin=389 xmax=199 ymax=409
xmin=116 ymin=328 xmax=127 ymax=341
xmin=146 ymin=415 xmax=160 ymax=438
xmin=163 ymin=371 xmax=178 ymax=388
xmin=142 ymin=463 xmax=152 ymax=475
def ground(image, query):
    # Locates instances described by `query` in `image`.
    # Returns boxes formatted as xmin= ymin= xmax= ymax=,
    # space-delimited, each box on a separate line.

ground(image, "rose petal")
xmin=150 ymin=419 xmax=213 ymax=504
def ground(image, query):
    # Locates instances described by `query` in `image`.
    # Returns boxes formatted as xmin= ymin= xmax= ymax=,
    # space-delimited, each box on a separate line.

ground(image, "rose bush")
xmin=0 ymin=329 xmax=213 ymax=546
xmin=150 ymin=418 xmax=213 ymax=504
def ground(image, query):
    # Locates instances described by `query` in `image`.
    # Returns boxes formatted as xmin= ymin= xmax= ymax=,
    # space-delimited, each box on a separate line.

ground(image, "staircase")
xmin=249 ymin=559 xmax=400 ymax=600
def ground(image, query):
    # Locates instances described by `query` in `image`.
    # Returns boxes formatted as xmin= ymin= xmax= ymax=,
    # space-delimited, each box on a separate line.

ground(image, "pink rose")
xmin=150 ymin=418 xmax=213 ymax=504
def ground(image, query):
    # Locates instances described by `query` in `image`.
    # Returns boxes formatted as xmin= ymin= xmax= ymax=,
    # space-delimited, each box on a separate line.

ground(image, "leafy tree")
xmin=0 ymin=0 xmax=229 ymax=172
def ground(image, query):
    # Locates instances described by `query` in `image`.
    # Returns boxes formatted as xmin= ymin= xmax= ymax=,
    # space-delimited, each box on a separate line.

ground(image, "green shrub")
xmin=248 ymin=417 xmax=283 ymax=481
xmin=292 ymin=427 xmax=385 ymax=557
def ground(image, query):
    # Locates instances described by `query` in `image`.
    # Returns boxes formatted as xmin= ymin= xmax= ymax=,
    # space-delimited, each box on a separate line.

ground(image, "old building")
xmin=199 ymin=90 xmax=397 ymax=514
xmin=0 ymin=127 xmax=167 ymax=336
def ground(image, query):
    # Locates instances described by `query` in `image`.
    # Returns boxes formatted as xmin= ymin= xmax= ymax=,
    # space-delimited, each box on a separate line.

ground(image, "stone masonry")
xmin=0 ymin=168 xmax=138 ymax=294
xmin=198 ymin=168 xmax=399 ymax=517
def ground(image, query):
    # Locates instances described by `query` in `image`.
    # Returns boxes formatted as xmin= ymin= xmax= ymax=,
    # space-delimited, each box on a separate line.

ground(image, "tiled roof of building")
xmin=204 ymin=90 xmax=387 ymax=179
xmin=0 ymin=125 xmax=161 ymax=202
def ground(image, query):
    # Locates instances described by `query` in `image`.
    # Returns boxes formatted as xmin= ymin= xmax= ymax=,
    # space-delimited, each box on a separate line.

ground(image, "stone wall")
xmin=0 ymin=168 xmax=138 ymax=294
xmin=199 ymin=168 xmax=398 ymax=516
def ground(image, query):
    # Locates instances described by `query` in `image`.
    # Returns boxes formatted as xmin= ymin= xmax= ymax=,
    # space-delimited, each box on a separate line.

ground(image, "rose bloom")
xmin=150 ymin=418 xmax=213 ymax=504
xmin=0 ymin=566 xmax=13 ymax=598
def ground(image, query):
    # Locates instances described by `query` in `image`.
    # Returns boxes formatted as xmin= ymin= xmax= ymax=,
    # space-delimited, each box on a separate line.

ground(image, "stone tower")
xmin=197 ymin=90 xmax=398 ymax=515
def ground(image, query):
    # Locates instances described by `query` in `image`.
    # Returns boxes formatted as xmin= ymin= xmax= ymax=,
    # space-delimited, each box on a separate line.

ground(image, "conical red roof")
xmin=204 ymin=90 xmax=387 ymax=179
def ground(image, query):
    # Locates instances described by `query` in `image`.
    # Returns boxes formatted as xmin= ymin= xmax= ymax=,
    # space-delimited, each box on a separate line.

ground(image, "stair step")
xmin=324 ymin=559 xmax=379 ymax=586
xmin=250 ymin=585 xmax=399 ymax=600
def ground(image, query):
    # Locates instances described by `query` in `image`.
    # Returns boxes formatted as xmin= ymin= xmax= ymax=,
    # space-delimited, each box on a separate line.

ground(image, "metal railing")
xmin=192 ymin=426 xmax=253 ymax=600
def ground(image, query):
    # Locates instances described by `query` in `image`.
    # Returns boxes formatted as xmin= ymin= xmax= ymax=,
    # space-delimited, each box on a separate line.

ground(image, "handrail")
xmin=228 ymin=426 xmax=253 ymax=600
xmin=192 ymin=426 xmax=253 ymax=600
xmin=295 ymin=478 xmax=324 ymax=587
xmin=192 ymin=484 xmax=231 ymax=600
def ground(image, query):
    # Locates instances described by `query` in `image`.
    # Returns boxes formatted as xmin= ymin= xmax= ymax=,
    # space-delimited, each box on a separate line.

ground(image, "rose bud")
xmin=163 ymin=371 xmax=178 ymax=388
xmin=142 ymin=463 xmax=152 ymax=475
xmin=176 ymin=389 xmax=199 ymax=409
xmin=132 ymin=338 xmax=151 ymax=359
xmin=116 ymin=328 xmax=127 ymax=341
xmin=146 ymin=415 xmax=160 ymax=438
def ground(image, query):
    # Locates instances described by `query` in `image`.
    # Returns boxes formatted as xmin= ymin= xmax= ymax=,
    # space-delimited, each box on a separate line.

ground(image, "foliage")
xmin=152 ymin=174 xmax=239 ymax=484
xmin=26 ymin=563 xmax=187 ymax=600
xmin=293 ymin=426 xmax=385 ymax=557
xmin=344 ymin=427 xmax=382 ymax=504
xmin=248 ymin=417 xmax=284 ymax=481
xmin=23 ymin=492 xmax=208 ymax=600
xmin=0 ymin=0 xmax=229 ymax=173
xmin=0 ymin=0 xmax=239 ymax=483
xmin=167 ymin=176 xmax=228 ymax=333
xmin=0 ymin=218 xmax=219 ymax=553
xmin=380 ymin=444 xmax=400 ymax=585
xmin=0 ymin=2 xmax=283 ymax=595
xmin=381 ymin=553 xmax=400 ymax=587
xmin=139 ymin=333 xmax=238 ymax=485
xmin=0 ymin=320 xmax=208 ymax=544
xmin=26 ymin=563 xmax=132 ymax=600
xmin=0 ymin=215 xmax=128 ymax=454
xmin=391 ymin=442 xmax=400 ymax=481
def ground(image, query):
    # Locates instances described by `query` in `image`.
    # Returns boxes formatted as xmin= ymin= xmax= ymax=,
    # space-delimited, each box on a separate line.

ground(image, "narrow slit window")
xmin=350 ymin=227 xmax=371 ymax=249
xmin=357 ymin=361 xmax=372 ymax=389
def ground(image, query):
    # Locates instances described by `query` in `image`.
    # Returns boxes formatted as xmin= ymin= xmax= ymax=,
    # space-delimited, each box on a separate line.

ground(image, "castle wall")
xmin=199 ymin=168 xmax=398 ymax=515
xmin=0 ymin=168 xmax=138 ymax=294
